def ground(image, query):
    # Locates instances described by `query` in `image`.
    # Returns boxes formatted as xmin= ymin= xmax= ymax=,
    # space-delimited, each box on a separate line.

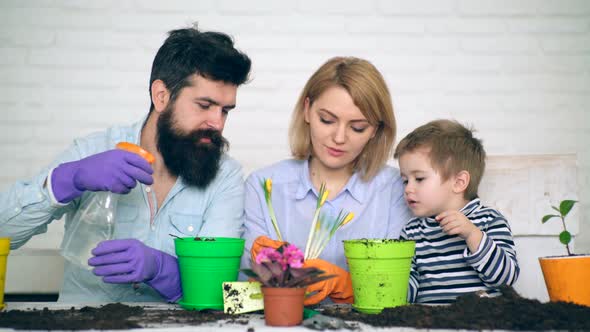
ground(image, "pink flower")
xmin=256 ymin=247 xmax=281 ymax=265
xmin=283 ymin=244 xmax=304 ymax=268
xmin=245 ymin=243 xmax=334 ymax=288
xmin=255 ymin=245 xmax=304 ymax=270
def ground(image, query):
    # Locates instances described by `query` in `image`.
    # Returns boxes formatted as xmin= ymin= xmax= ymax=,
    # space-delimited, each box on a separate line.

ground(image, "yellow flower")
xmin=341 ymin=212 xmax=354 ymax=226
xmin=320 ymin=190 xmax=329 ymax=206
xmin=261 ymin=177 xmax=282 ymax=241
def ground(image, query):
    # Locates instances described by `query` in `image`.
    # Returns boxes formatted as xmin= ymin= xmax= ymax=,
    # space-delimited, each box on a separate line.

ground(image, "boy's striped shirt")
xmin=401 ymin=198 xmax=519 ymax=304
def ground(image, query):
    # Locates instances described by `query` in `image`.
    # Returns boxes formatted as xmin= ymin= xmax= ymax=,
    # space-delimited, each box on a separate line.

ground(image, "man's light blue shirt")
xmin=0 ymin=120 xmax=245 ymax=302
xmin=241 ymin=159 xmax=412 ymax=272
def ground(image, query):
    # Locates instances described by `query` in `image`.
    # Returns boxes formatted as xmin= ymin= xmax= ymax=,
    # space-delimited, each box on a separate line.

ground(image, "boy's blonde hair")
xmin=289 ymin=57 xmax=396 ymax=181
xmin=394 ymin=119 xmax=486 ymax=200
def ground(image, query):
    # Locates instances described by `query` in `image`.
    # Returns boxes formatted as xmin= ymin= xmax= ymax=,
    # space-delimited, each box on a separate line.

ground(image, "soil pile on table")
xmin=0 ymin=303 xmax=234 ymax=330
xmin=321 ymin=286 xmax=590 ymax=331
xmin=2 ymin=287 xmax=589 ymax=330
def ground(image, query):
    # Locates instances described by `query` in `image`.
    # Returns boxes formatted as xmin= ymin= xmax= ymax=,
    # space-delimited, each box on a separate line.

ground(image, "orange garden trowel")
xmin=222 ymin=281 xmax=264 ymax=314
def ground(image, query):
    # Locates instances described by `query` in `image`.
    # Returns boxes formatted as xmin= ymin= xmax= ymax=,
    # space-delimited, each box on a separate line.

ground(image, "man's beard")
xmin=156 ymin=105 xmax=229 ymax=188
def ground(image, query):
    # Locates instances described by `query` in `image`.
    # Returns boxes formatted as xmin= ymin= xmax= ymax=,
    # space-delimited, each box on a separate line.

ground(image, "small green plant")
xmin=542 ymin=199 xmax=578 ymax=256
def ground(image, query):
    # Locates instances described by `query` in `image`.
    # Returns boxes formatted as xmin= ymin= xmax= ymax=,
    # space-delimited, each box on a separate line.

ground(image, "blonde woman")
xmin=242 ymin=57 xmax=412 ymax=305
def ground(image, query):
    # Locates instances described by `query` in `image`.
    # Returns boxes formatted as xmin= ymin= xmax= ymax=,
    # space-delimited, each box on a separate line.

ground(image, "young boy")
xmin=394 ymin=119 xmax=519 ymax=304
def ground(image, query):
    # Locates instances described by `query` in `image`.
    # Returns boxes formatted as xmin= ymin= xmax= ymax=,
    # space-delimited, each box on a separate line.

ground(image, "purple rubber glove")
xmin=88 ymin=239 xmax=182 ymax=302
xmin=51 ymin=149 xmax=154 ymax=203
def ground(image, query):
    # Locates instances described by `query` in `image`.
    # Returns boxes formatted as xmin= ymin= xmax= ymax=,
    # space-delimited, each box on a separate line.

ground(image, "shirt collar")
xmin=460 ymin=197 xmax=481 ymax=216
xmin=421 ymin=197 xmax=481 ymax=226
xmin=295 ymin=159 xmax=314 ymax=200
xmin=294 ymin=159 xmax=366 ymax=203
xmin=342 ymin=171 xmax=366 ymax=204
xmin=131 ymin=114 xmax=148 ymax=146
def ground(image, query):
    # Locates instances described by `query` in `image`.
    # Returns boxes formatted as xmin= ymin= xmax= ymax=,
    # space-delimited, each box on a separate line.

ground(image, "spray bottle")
xmin=60 ymin=142 xmax=155 ymax=269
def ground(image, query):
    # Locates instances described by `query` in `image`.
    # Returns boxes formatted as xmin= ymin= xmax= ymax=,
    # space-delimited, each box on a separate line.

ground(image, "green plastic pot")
xmin=175 ymin=237 xmax=245 ymax=310
xmin=344 ymin=239 xmax=415 ymax=314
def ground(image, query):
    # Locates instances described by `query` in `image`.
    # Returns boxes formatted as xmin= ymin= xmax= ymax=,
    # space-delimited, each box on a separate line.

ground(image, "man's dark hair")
xmin=148 ymin=24 xmax=251 ymax=112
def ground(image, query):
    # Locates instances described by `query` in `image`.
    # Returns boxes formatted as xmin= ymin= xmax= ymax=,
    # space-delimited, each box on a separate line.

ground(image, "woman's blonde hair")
xmin=289 ymin=57 xmax=396 ymax=181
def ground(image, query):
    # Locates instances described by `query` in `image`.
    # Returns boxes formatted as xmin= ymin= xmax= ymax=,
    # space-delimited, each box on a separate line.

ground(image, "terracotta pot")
xmin=539 ymin=255 xmax=590 ymax=306
xmin=261 ymin=287 xmax=305 ymax=326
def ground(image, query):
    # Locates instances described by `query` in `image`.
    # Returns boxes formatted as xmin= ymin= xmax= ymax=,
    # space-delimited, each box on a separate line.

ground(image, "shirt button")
xmin=151 ymin=225 xmax=156 ymax=231
xmin=188 ymin=226 xmax=194 ymax=232
xmin=145 ymin=186 xmax=151 ymax=193
xmin=14 ymin=207 xmax=20 ymax=213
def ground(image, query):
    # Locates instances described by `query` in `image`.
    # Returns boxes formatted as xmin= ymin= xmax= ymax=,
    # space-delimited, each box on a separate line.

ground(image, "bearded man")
xmin=0 ymin=24 xmax=251 ymax=303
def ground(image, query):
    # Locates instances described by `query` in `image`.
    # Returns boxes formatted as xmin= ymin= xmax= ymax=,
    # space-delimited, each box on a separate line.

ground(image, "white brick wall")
xmin=1 ymin=1 xmax=588 ymax=301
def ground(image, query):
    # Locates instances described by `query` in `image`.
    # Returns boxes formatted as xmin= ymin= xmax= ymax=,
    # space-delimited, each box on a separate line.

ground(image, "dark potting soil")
xmin=193 ymin=237 xmax=216 ymax=241
xmin=2 ymin=287 xmax=589 ymax=330
xmin=0 ymin=303 xmax=237 ymax=330
xmin=321 ymin=286 xmax=590 ymax=331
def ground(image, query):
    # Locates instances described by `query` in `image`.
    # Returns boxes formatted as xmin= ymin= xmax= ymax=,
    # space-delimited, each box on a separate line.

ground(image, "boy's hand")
xmin=435 ymin=210 xmax=475 ymax=238
xmin=436 ymin=210 xmax=483 ymax=253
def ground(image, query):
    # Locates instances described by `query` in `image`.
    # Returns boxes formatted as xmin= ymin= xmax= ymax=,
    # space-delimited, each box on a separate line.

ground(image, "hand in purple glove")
xmin=89 ymin=239 xmax=182 ymax=302
xmin=51 ymin=149 xmax=154 ymax=203
xmin=89 ymin=239 xmax=159 ymax=283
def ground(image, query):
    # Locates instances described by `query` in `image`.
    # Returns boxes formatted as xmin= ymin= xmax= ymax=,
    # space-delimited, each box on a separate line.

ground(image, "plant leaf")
xmin=551 ymin=206 xmax=561 ymax=214
xmin=286 ymin=268 xmax=323 ymax=286
xmin=285 ymin=267 xmax=338 ymax=287
xmin=241 ymin=269 xmax=258 ymax=279
xmin=541 ymin=214 xmax=559 ymax=223
xmin=559 ymin=200 xmax=577 ymax=217
xmin=559 ymin=230 xmax=572 ymax=245
xmin=289 ymin=267 xmax=320 ymax=278
xmin=265 ymin=261 xmax=284 ymax=279
xmin=288 ymin=273 xmax=337 ymax=288
xmin=251 ymin=263 xmax=273 ymax=284
xmin=293 ymin=274 xmax=337 ymax=288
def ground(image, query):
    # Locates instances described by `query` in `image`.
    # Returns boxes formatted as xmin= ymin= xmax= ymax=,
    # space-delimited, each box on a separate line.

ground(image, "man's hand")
xmin=51 ymin=149 xmax=153 ymax=203
xmin=436 ymin=210 xmax=483 ymax=253
xmin=89 ymin=239 xmax=182 ymax=302
xmin=89 ymin=239 xmax=160 ymax=283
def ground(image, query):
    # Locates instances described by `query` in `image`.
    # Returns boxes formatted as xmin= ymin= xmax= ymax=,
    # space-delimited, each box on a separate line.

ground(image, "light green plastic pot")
xmin=344 ymin=239 xmax=415 ymax=314
xmin=175 ymin=237 xmax=245 ymax=310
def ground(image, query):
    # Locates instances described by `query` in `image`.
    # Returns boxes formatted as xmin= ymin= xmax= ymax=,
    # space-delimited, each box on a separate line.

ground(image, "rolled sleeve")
xmin=0 ymin=172 xmax=63 ymax=249
xmin=46 ymin=167 xmax=70 ymax=207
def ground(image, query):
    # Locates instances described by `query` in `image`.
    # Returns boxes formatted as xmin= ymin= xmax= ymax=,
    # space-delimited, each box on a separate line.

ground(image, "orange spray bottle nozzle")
xmin=116 ymin=142 xmax=155 ymax=164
